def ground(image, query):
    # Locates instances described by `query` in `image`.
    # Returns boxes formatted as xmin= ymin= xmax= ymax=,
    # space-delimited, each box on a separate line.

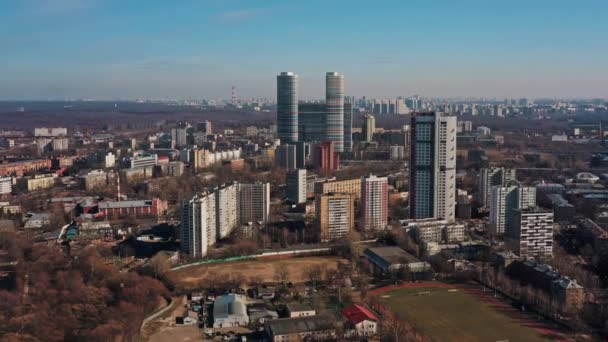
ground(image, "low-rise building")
xmin=98 ymin=198 xmax=167 ymax=218
xmin=82 ymin=170 xmax=116 ymax=191
xmin=341 ymin=304 xmax=378 ymax=337
xmin=506 ymin=259 xmax=585 ymax=314
xmin=265 ymin=315 xmax=338 ymax=342
xmin=23 ymin=174 xmax=56 ymax=191
xmin=213 ymin=294 xmax=249 ymax=328
xmin=364 ymin=246 xmax=432 ymax=275
xmin=0 ymin=159 xmax=51 ymax=177
xmin=403 ymin=219 xmax=466 ymax=244
xmin=286 ymin=303 xmax=316 ymax=318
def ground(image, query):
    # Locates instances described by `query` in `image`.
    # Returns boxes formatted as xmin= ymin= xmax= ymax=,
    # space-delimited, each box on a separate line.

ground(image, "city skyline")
xmin=1 ymin=0 xmax=607 ymax=100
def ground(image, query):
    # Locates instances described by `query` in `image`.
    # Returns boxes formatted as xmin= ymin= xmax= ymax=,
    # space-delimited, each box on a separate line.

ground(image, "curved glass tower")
xmin=277 ymin=72 xmax=299 ymax=143
xmin=325 ymin=72 xmax=344 ymax=152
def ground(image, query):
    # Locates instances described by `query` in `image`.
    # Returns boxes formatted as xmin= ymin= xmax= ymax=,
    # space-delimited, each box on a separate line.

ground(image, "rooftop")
xmin=341 ymin=304 xmax=378 ymax=325
xmin=98 ymin=200 xmax=152 ymax=209
xmin=286 ymin=303 xmax=314 ymax=313
xmin=267 ymin=315 xmax=337 ymax=336
xmin=364 ymin=246 xmax=421 ymax=265
xmin=213 ymin=294 xmax=248 ymax=320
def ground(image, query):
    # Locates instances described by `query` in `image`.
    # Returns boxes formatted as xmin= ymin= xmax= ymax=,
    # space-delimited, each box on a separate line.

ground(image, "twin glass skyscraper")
xmin=325 ymin=72 xmax=344 ymax=152
xmin=276 ymin=71 xmax=346 ymax=153
xmin=276 ymin=72 xmax=299 ymax=144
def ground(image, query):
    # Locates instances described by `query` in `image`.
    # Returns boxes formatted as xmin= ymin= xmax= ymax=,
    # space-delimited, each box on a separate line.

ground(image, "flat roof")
xmin=365 ymin=246 xmax=420 ymax=264
xmin=98 ymin=200 xmax=152 ymax=209
xmin=267 ymin=315 xmax=336 ymax=336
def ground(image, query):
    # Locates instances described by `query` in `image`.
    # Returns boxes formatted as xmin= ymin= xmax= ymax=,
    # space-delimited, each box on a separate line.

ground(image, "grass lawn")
xmin=377 ymin=284 xmax=567 ymax=342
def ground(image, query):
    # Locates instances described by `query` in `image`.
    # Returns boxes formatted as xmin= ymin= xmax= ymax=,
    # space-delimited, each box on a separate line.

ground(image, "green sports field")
xmin=376 ymin=284 xmax=566 ymax=342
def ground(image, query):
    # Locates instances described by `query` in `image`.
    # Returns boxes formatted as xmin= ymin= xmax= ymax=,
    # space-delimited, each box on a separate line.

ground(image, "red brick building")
xmin=0 ymin=159 xmax=51 ymax=177
xmin=97 ymin=198 xmax=167 ymax=218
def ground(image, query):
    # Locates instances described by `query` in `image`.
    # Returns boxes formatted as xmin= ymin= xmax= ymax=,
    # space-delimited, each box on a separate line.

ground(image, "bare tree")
xmin=274 ymin=263 xmax=290 ymax=285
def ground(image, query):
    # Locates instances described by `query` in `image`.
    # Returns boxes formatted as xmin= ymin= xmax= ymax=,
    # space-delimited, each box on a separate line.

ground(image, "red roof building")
xmin=341 ymin=304 xmax=378 ymax=336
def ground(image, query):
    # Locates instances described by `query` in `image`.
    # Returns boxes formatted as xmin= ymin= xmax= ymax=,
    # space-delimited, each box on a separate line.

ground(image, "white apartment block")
xmin=510 ymin=208 xmax=554 ymax=259
xmin=0 ymin=176 xmax=12 ymax=196
xmin=181 ymin=192 xmax=217 ymax=258
xmin=490 ymin=185 xmax=536 ymax=235
xmin=479 ymin=167 xmax=516 ymax=208
xmin=215 ymin=183 xmax=239 ymax=239
xmin=361 ymin=175 xmax=388 ymax=230
xmin=405 ymin=219 xmax=466 ymax=243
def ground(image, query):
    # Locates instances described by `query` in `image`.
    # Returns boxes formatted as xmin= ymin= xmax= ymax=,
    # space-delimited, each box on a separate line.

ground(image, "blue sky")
xmin=0 ymin=0 xmax=606 ymax=100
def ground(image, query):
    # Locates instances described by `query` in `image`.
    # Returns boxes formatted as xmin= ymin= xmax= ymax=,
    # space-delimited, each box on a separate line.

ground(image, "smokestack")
xmin=116 ymin=176 xmax=121 ymax=202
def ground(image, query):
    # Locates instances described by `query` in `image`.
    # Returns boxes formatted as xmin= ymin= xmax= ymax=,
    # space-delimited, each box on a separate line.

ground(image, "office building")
xmin=286 ymin=169 xmax=307 ymax=204
xmin=409 ymin=112 xmax=457 ymax=223
xmin=298 ymin=103 xmax=326 ymax=143
xmin=362 ymin=114 xmax=375 ymax=142
xmin=275 ymin=144 xmax=297 ymax=170
xmin=238 ymin=182 xmax=270 ymax=224
xmin=277 ymin=72 xmax=299 ymax=144
xmin=361 ymin=175 xmax=388 ymax=230
xmin=490 ymin=185 xmax=536 ymax=235
xmin=316 ymin=192 xmax=354 ymax=241
xmin=344 ymin=103 xmax=353 ymax=151
xmin=510 ymin=207 xmax=554 ymax=259
xmin=325 ymin=72 xmax=344 ymax=152
xmin=299 ymin=102 xmax=352 ymax=150
xmin=479 ymin=167 xmax=517 ymax=208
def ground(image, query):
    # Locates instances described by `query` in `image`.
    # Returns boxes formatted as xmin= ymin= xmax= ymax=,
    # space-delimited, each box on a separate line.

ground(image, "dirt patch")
xmin=141 ymin=295 xmax=188 ymax=341
xmin=168 ymin=256 xmax=347 ymax=289
xmin=148 ymin=325 xmax=201 ymax=342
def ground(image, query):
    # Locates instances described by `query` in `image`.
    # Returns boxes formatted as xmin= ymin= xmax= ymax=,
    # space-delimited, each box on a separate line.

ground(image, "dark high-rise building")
xmin=325 ymin=72 xmax=344 ymax=152
xmin=299 ymin=102 xmax=352 ymax=151
xmin=409 ymin=112 xmax=457 ymax=222
xmin=344 ymin=103 xmax=353 ymax=151
xmin=298 ymin=103 xmax=326 ymax=143
xmin=277 ymin=72 xmax=299 ymax=143
xmin=295 ymin=141 xmax=308 ymax=169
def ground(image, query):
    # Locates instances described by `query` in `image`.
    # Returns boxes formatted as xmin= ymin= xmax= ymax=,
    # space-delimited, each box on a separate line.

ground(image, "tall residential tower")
xmin=409 ymin=112 xmax=457 ymax=223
